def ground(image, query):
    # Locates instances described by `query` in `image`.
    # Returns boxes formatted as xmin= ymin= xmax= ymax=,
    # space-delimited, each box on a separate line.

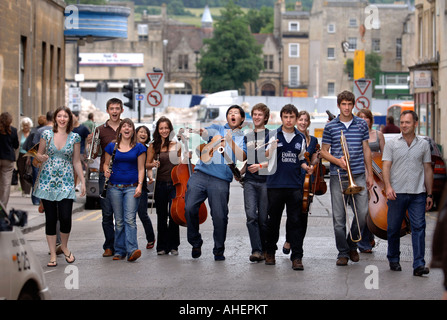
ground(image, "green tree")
xmin=197 ymin=1 xmax=264 ymax=92
xmin=344 ymin=52 xmax=382 ymax=80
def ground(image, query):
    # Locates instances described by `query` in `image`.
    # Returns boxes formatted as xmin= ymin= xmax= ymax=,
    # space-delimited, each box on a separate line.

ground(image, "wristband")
xmin=259 ymin=163 xmax=262 ymax=169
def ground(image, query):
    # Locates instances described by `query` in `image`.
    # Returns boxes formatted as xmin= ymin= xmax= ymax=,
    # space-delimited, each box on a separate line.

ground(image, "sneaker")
xmin=249 ymin=252 xmax=264 ymax=262
xmin=170 ymin=249 xmax=179 ymax=256
xmin=113 ymin=254 xmax=126 ymax=260
xmin=127 ymin=249 xmax=141 ymax=262
xmin=157 ymin=250 xmax=167 ymax=255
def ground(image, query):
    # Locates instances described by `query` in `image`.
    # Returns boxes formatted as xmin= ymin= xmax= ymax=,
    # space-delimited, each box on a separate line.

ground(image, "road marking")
xmin=75 ymin=210 xmax=101 ymax=221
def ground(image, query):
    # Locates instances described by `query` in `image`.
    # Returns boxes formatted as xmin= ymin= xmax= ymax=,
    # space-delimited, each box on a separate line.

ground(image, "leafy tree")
xmin=197 ymin=1 xmax=264 ymax=92
xmin=344 ymin=52 xmax=382 ymax=80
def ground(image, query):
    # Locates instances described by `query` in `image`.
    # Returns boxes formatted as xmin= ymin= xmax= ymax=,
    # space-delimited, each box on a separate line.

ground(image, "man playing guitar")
xmin=184 ymin=105 xmax=247 ymax=261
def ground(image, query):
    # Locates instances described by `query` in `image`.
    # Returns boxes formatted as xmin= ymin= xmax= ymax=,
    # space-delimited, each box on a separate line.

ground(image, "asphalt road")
xmin=23 ymin=180 xmax=445 ymax=303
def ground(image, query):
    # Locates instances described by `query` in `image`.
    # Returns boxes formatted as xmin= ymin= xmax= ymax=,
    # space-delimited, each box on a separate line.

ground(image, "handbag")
xmin=11 ymin=169 xmax=18 ymax=185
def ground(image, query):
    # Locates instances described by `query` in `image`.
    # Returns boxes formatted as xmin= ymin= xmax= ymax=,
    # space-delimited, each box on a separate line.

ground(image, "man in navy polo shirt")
xmin=264 ymin=104 xmax=313 ymax=270
xmin=321 ymin=90 xmax=373 ymax=266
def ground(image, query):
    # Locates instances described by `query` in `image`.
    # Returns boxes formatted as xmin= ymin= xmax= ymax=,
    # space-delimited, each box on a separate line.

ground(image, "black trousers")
xmin=43 ymin=198 xmax=74 ymax=235
xmin=265 ymin=188 xmax=306 ymax=261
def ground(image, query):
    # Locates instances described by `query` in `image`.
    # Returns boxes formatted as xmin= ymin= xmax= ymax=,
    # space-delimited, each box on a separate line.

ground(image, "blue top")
xmin=194 ymin=123 xmax=247 ymax=182
xmin=33 ymin=130 xmax=81 ymax=201
xmin=266 ymin=126 xmax=307 ymax=189
xmin=322 ymin=115 xmax=369 ymax=175
xmin=105 ymin=142 xmax=146 ymax=185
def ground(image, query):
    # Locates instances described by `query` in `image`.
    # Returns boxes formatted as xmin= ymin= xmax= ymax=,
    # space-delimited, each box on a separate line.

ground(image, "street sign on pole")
xmin=353 ymin=79 xmax=372 ymax=110
xmin=145 ymin=72 xmax=164 ymax=108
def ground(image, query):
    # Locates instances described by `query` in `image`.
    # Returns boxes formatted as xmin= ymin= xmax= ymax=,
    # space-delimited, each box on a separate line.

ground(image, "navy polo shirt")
xmin=322 ymin=115 xmax=369 ymax=176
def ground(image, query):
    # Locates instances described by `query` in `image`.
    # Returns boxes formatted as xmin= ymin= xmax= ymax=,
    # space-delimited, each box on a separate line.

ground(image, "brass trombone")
xmin=337 ymin=130 xmax=364 ymax=243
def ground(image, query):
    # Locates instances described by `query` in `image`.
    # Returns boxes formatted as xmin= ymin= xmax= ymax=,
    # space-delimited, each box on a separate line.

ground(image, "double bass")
xmin=366 ymin=152 xmax=410 ymax=239
xmin=170 ymin=129 xmax=207 ymax=227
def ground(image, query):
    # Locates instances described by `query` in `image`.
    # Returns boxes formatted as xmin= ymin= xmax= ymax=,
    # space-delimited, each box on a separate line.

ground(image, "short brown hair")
xmin=280 ymin=104 xmax=299 ymax=118
xmin=337 ymin=90 xmax=355 ymax=106
xmin=251 ymin=103 xmax=270 ymax=125
xmin=106 ymin=98 xmax=123 ymax=110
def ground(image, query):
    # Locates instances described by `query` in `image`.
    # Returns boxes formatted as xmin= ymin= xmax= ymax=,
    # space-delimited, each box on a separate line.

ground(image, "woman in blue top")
xmin=103 ymin=118 xmax=146 ymax=262
xmin=34 ymin=106 xmax=86 ymax=267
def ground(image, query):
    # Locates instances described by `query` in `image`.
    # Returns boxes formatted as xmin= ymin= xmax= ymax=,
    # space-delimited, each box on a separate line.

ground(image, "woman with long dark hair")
xmin=103 ymin=118 xmax=146 ymax=262
xmin=146 ymin=116 xmax=181 ymax=255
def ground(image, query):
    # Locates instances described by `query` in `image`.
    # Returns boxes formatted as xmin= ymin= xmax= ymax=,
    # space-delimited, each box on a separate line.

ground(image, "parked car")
xmin=383 ymin=134 xmax=447 ymax=208
xmin=0 ymin=203 xmax=51 ymax=300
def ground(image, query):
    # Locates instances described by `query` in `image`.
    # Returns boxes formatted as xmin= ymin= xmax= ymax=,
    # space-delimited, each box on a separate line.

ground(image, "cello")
xmin=366 ymin=152 xmax=410 ymax=240
xmin=302 ymin=151 xmax=313 ymax=214
xmin=170 ymin=129 xmax=207 ymax=227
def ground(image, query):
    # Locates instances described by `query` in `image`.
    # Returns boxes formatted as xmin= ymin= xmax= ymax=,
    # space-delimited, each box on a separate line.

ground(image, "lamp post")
xmin=194 ymin=50 xmax=200 ymax=94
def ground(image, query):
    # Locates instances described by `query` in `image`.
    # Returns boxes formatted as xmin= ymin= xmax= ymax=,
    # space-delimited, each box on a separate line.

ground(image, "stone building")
xmin=409 ymin=0 xmax=447 ymax=151
xmin=309 ymin=0 xmax=412 ymax=97
xmin=0 ymin=0 xmax=66 ymax=127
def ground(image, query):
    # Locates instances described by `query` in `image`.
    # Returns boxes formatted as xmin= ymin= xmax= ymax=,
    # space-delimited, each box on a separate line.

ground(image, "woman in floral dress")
xmin=34 ymin=106 xmax=86 ymax=267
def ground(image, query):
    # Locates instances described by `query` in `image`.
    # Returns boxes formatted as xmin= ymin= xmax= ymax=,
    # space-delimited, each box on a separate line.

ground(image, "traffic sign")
xmin=353 ymin=79 xmax=372 ymax=110
xmin=146 ymin=72 xmax=164 ymax=108
xmin=135 ymin=94 xmax=144 ymax=101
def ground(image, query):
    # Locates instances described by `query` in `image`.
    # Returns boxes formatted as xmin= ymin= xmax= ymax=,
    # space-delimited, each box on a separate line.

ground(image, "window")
xmin=289 ymin=22 xmax=300 ymax=31
xmin=178 ymin=54 xmax=188 ymax=70
xmin=328 ymin=82 xmax=335 ymax=96
xmin=289 ymin=65 xmax=300 ymax=87
xmin=138 ymin=24 xmax=148 ymax=41
xmin=372 ymin=39 xmax=380 ymax=52
xmin=327 ymin=23 xmax=336 ymax=33
xmin=327 ymin=47 xmax=335 ymax=59
xmin=396 ymin=38 xmax=402 ymax=60
xmin=348 ymin=37 xmax=357 ymax=51
xmin=264 ymin=55 xmax=274 ymax=70
xmin=349 ymin=18 xmax=357 ymax=27
xmin=289 ymin=43 xmax=300 ymax=57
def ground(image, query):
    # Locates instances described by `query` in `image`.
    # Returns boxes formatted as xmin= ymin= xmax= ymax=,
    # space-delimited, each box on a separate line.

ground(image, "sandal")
xmin=64 ymin=251 xmax=76 ymax=264
xmin=47 ymin=260 xmax=57 ymax=267
xmin=146 ymin=241 xmax=155 ymax=249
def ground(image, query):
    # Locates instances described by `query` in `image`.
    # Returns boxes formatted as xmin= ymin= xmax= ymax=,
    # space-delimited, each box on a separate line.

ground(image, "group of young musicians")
xmin=67 ymin=90 xmax=433 ymax=276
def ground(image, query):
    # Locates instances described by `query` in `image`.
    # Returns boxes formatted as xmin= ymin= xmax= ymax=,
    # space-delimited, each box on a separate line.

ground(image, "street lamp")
xmin=194 ymin=50 xmax=200 ymax=94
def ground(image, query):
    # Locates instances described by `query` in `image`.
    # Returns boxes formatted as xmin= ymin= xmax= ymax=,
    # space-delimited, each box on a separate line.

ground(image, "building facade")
xmin=409 ymin=0 xmax=446 ymax=151
xmin=0 ymin=0 xmax=66 ymax=127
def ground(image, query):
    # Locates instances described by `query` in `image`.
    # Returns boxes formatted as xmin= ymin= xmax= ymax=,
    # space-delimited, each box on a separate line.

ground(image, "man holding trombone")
xmin=320 ymin=90 xmax=373 ymax=266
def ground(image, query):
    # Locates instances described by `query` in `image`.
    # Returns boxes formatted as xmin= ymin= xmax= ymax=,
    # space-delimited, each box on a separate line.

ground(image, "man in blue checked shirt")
xmin=320 ymin=90 xmax=373 ymax=267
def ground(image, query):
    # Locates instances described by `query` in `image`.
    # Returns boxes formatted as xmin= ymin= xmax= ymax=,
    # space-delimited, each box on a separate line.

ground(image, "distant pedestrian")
xmin=82 ymin=112 xmax=95 ymax=133
xmin=382 ymin=116 xmax=400 ymax=133
xmin=17 ymin=117 xmax=34 ymax=196
xmin=0 ymin=112 xmax=19 ymax=207
xmin=383 ymin=110 xmax=433 ymax=276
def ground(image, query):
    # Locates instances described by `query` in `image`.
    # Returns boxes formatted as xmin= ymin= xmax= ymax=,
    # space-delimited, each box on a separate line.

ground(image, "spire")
xmin=201 ymin=5 xmax=213 ymax=29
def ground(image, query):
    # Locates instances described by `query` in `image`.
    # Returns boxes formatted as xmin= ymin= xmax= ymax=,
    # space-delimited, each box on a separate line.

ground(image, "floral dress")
xmin=33 ymin=130 xmax=81 ymax=201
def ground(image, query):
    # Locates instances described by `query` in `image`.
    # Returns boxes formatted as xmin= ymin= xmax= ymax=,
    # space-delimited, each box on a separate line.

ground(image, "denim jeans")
xmin=265 ymin=188 xmax=305 ymax=261
xmin=387 ymin=193 xmax=427 ymax=269
xmin=154 ymin=181 xmax=178 ymax=253
xmin=243 ymin=179 xmax=268 ymax=254
xmin=329 ymin=173 xmax=368 ymax=258
xmin=185 ymin=171 xmax=230 ymax=256
xmin=108 ymin=185 xmax=140 ymax=257
xmin=99 ymin=173 xmax=115 ymax=251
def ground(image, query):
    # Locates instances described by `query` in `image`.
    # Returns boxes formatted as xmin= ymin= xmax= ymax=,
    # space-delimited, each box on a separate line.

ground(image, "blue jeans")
xmin=108 ymin=185 xmax=140 ymax=257
xmin=329 ymin=173 xmax=369 ymax=258
xmin=387 ymin=193 xmax=427 ymax=269
xmin=99 ymin=173 xmax=115 ymax=252
xmin=243 ymin=179 xmax=268 ymax=254
xmin=185 ymin=171 xmax=230 ymax=256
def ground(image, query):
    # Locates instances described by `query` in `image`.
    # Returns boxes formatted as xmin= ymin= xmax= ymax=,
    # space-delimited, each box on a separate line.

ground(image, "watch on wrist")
xmin=427 ymin=194 xmax=433 ymax=198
